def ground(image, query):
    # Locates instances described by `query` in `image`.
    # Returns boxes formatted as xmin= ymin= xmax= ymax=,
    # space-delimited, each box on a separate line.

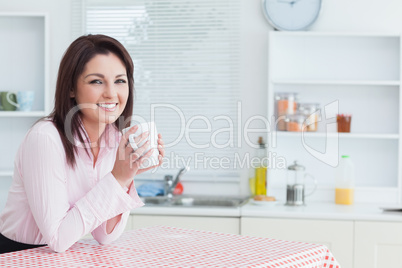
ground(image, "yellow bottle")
xmin=335 ymin=188 xmax=354 ymax=205
xmin=255 ymin=166 xmax=267 ymax=195
xmin=255 ymin=137 xmax=267 ymax=195
xmin=335 ymin=155 xmax=355 ymax=205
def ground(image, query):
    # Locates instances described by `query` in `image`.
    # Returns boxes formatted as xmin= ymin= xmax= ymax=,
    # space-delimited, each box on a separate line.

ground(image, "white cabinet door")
xmin=131 ymin=215 xmax=240 ymax=234
xmin=241 ymin=217 xmax=353 ymax=268
xmin=355 ymin=221 xmax=402 ymax=268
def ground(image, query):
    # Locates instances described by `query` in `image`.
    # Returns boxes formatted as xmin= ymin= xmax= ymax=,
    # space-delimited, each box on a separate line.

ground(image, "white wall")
xmin=1 ymin=0 xmax=402 ymax=199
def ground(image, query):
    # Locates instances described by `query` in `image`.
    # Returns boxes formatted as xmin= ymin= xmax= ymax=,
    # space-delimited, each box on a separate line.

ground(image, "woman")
xmin=0 ymin=34 xmax=165 ymax=253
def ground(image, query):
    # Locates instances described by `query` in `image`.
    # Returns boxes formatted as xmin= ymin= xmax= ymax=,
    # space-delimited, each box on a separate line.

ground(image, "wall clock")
xmin=262 ymin=0 xmax=322 ymax=31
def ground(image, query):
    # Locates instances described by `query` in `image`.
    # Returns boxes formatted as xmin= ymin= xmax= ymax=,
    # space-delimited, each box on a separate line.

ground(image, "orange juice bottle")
xmin=335 ymin=155 xmax=355 ymax=205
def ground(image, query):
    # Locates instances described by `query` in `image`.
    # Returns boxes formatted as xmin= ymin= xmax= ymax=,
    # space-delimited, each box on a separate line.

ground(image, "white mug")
xmin=122 ymin=122 xmax=159 ymax=169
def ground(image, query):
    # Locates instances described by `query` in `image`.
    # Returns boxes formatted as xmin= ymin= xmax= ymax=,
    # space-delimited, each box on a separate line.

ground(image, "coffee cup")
xmin=0 ymin=92 xmax=3 ymax=110
xmin=122 ymin=122 xmax=160 ymax=169
xmin=17 ymin=91 xmax=35 ymax=111
xmin=0 ymin=91 xmax=18 ymax=111
xmin=4 ymin=91 xmax=35 ymax=111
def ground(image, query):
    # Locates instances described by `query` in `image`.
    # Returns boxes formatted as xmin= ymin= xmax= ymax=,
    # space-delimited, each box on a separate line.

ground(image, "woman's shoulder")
xmin=25 ymin=119 xmax=63 ymax=147
xmin=30 ymin=119 xmax=59 ymax=136
xmin=18 ymin=119 xmax=65 ymax=158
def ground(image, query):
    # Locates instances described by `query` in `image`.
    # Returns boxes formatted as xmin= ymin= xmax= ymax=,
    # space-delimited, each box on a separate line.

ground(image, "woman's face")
xmin=72 ymin=52 xmax=129 ymax=128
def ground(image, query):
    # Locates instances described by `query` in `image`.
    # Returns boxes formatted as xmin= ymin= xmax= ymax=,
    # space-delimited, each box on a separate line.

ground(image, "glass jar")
xmin=297 ymin=103 xmax=320 ymax=132
xmin=337 ymin=114 xmax=352 ymax=133
xmin=285 ymin=114 xmax=306 ymax=132
xmin=275 ymin=92 xmax=298 ymax=131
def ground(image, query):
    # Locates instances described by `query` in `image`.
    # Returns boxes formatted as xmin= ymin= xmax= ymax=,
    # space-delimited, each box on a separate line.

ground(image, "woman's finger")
xmin=136 ymin=150 xmax=163 ymax=175
xmin=158 ymin=154 xmax=163 ymax=166
xmin=125 ymin=140 xmax=135 ymax=155
xmin=130 ymin=140 xmax=150 ymax=162
xmin=158 ymin=145 xmax=165 ymax=157
xmin=137 ymin=164 xmax=156 ymax=174
xmin=134 ymin=148 xmax=154 ymax=168
xmin=121 ymin=125 xmax=138 ymax=149
xmin=134 ymin=131 xmax=150 ymax=145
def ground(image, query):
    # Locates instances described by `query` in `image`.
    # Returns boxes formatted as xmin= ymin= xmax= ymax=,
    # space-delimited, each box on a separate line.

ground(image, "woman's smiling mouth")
xmin=97 ymin=103 xmax=118 ymax=112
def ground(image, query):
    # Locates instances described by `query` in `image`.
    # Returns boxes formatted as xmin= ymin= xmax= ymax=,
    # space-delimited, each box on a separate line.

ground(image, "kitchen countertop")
xmin=242 ymin=200 xmax=402 ymax=222
xmin=131 ymin=205 xmax=242 ymax=217
xmin=131 ymin=198 xmax=402 ymax=222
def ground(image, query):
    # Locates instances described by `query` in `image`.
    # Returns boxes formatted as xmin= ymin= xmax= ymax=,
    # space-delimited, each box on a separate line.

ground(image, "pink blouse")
xmin=0 ymin=120 xmax=144 ymax=252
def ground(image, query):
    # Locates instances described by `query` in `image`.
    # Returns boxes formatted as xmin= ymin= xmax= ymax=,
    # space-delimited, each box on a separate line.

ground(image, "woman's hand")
xmin=137 ymin=133 xmax=165 ymax=175
xmin=112 ymin=125 xmax=154 ymax=188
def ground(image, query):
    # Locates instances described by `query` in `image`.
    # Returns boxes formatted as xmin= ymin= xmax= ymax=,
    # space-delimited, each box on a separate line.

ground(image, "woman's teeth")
xmin=97 ymin=103 xmax=117 ymax=111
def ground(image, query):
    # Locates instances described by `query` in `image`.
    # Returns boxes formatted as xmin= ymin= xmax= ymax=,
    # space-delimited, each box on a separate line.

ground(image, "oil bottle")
xmin=255 ymin=137 xmax=267 ymax=195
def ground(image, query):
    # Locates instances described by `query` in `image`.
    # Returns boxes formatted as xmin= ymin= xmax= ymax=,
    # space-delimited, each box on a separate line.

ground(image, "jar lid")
xmin=275 ymin=92 xmax=298 ymax=100
xmin=286 ymin=113 xmax=306 ymax=123
xmin=288 ymin=161 xmax=305 ymax=171
xmin=297 ymin=103 xmax=320 ymax=113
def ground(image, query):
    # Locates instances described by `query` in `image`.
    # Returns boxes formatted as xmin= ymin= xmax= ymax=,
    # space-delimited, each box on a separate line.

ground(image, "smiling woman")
xmin=0 ymin=34 xmax=165 ymax=253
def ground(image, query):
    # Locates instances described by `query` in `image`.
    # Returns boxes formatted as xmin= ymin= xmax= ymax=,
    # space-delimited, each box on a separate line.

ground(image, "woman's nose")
xmin=103 ymin=83 xmax=117 ymax=98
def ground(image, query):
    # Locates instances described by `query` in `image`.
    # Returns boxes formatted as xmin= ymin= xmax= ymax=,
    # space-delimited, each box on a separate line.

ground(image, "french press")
xmin=285 ymin=161 xmax=317 ymax=206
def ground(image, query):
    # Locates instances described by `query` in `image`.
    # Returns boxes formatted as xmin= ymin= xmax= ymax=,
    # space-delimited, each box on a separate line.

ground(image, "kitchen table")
xmin=0 ymin=226 xmax=340 ymax=267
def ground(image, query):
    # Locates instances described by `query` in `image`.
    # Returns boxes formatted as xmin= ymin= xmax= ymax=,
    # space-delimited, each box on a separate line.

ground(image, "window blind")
xmin=71 ymin=0 xmax=241 ymax=180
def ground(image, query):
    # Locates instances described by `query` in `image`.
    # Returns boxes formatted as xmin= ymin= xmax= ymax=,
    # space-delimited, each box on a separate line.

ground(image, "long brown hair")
xmin=48 ymin=34 xmax=134 ymax=168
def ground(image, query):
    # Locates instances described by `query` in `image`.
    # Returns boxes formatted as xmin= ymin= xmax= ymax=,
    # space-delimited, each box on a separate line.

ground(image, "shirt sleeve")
xmin=21 ymin=131 xmax=143 ymax=253
xmin=91 ymin=211 xmax=130 ymax=245
xmin=91 ymin=182 xmax=139 ymax=244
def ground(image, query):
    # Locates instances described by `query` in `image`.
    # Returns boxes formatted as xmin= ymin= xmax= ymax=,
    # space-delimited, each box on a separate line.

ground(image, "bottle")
xmin=335 ymin=155 xmax=355 ymax=205
xmin=255 ymin=137 xmax=267 ymax=195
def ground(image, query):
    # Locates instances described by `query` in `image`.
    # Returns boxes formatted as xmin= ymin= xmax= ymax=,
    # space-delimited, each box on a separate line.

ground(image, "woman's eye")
xmin=115 ymin=79 xmax=127 ymax=84
xmin=89 ymin=80 xmax=102 ymax=84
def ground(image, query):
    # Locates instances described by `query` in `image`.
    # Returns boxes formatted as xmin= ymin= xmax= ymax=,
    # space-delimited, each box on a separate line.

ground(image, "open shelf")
xmin=267 ymin=31 xmax=402 ymax=203
xmin=269 ymin=31 xmax=401 ymax=38
xmin=0 ymin=111 xmax=47 ymax=117
xmin=272 ymin=80 xmax=400 ymax=86
xmin=275 ymin=131 xmax=399 ymax=140
xmin=0 ymin=171 xmax=13 ymax=177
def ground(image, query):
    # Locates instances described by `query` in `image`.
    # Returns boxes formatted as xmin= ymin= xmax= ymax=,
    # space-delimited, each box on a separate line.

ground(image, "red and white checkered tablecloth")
xmin=0 ymin=226 xmax=340 ymax=267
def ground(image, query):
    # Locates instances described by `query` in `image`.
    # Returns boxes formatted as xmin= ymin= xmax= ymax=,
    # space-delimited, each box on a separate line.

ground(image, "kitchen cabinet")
xmin=0 ymin=13 xmax=49 ymax=201
xmin=267 ymin=31 xmax=402 ymax=204
xmin=240 ymin=217 xmax=354 ymax=268
xmin=354 ymin=221 xmax=402 ymax=268
xmin=130 ymin=215 xmax=240 ymax=234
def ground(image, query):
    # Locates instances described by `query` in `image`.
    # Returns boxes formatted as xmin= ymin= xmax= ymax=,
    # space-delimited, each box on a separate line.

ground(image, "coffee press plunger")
xmin=285 ymin=161 xmax=317 ymax=206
